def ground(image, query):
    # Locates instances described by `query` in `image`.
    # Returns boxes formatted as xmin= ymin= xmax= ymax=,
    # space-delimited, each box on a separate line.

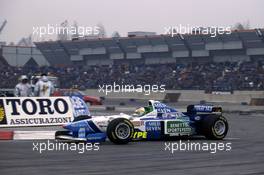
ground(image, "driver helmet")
xmin=20 ymin=75 xmax=28 ymax=80
xmin=20 ymin=75 xmax=28 ymax=83
xmin=135 ymin=107 xmax=145 ymax=116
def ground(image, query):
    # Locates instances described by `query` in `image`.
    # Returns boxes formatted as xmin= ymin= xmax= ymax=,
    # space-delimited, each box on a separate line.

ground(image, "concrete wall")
xmin=83 ymin=89 xmax=264 ymax=103
xmin=178 ymin=90 xmax=264 ymax=103
xmin=83 ymin=89 xmax=166 ymax=100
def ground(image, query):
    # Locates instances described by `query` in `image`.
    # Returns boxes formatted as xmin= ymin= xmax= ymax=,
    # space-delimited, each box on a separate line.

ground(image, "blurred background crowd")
xmin=1 ymin=60 xmax=263 ymax=92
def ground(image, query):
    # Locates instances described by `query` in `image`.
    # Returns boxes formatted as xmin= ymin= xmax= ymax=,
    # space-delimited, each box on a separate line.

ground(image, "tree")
xmin=233 ymin=21 xmax=250 ymax=30
xmin=71 ymin=21 xmax=79 ymax=39
xmin=97 ymin=23 xmax=107 ymax=38
xmin=112 ymin=31 xmax=120 ymax=38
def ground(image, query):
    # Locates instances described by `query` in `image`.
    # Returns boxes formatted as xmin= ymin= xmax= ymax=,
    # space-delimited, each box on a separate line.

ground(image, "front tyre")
xmin=107 ymin=118 xmax=134 ymax=144
xmin=201 ymin=115 xmax=228 ymax=140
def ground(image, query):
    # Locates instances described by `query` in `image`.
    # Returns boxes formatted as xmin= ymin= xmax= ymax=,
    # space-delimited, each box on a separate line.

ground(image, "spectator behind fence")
xmin=14 ymin=75 xmax=32 ymax=97
xmin=1 ymin=60 xmax=264 ymax=91
xmin=34 ymin=73 xmax=55 ymax=97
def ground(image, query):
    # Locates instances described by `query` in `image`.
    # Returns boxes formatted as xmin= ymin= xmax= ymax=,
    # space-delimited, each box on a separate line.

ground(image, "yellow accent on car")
xmin=133 ymin=131 xmax=147 ymax=139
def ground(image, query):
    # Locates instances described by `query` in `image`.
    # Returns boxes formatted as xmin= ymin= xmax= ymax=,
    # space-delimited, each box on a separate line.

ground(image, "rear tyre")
xmin=201 ymin=115 xmax=228 ymax=140
xmin=107 ymin=118 xmax=134 ymax=144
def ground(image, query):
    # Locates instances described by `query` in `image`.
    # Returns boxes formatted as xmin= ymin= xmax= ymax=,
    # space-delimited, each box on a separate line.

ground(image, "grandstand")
xmin=0 ymin=29 xmax=263 ymax=67
xmin=1 ymin=46 xmax=49 ymax=67
xmin=31 ymin=29 xmax=264 ymax=67
xmin=0 ymin=29 xmax=264 ymax=91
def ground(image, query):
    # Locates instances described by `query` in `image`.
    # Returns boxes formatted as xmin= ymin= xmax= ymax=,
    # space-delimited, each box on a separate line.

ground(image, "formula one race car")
xmin=55 ymin=99 xmax=228 ymax=144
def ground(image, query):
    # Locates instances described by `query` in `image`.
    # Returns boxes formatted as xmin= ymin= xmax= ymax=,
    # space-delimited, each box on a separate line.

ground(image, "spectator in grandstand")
xmin=1 ymin=60 xmax=264 ymax=91
xmin=14 ymin=75 xmax=32 ymax=97
xmin=34 ymin=73 xmax=54 ymax=97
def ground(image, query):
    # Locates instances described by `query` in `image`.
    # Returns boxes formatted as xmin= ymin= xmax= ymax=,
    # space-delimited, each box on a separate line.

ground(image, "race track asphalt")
xmin=0 ymin=113 xmax=264 ymax=175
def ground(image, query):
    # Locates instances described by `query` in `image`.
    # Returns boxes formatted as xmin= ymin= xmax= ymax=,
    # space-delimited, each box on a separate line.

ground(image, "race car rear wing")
xmin=187 ymin=105 xmax=222 ymax=114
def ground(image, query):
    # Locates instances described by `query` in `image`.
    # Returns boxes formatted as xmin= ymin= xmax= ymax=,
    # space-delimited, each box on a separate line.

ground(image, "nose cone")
xmin=62 ymin=121 xmax=86 ymax=132
xmin=62 ymin=119 xmax=90 ymax=134
xmin=62 ymin=123 xmax=68 ymax=129
xmin=63 ymin=123 xmax=73 ymax=130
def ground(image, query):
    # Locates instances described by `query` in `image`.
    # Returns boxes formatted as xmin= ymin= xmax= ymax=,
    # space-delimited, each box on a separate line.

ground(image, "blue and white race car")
xmin=55 ymin=100 xmax=228 ymax=144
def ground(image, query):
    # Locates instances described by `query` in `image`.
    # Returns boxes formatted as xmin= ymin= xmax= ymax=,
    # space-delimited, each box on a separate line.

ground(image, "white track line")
xmin=224 ymin=137 xmax=240 ymax=140
xmin=13 ymin=131 xmax=55 ymax=140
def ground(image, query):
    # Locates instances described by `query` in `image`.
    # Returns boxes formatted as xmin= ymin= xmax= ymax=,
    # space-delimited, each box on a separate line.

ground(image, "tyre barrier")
xmin=241 ymin=102 xmax=248 ymax=105
xmin=200 ymin=100 xmax=207 ymax=104
xmin=105 ymin=106 xmax=116 ymax=111
xmin=119 ymin=102 xmax=126 ymax=106
xmin=250 ymin=98 xmax=264 ymax=106
xmin=129 ymin=99 xmax=135 ymax=102
xmin=164 ymin=93 xmax=181 ymax=103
